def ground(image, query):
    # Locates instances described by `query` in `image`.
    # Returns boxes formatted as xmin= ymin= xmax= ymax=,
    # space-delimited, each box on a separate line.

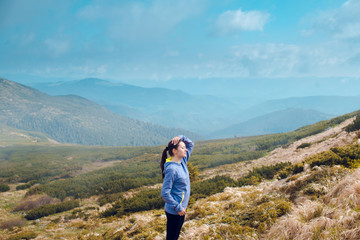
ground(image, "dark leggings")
xmin=166 ymin=211 xmax=185 ymax=240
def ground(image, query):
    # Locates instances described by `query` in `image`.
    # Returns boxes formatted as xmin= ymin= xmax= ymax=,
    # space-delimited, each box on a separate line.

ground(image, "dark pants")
xmin=166 ymin=211 xmax=185 ymax=240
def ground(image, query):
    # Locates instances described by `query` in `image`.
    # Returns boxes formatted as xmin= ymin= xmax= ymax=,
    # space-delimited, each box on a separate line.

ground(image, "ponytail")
xmin=160 ymin=147 xmax=168 ymax=180
xmin=160 ymin=140 xmax=181 ymax=180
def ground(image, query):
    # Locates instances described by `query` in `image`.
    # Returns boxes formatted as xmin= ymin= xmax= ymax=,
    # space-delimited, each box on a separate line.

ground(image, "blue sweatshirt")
xmin=161 ymin=135 xmax=194 ymax=215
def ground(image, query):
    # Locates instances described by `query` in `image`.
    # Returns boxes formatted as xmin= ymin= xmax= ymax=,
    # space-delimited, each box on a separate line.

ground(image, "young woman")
xmin=161 ymin=135 xmax=194 ymax=240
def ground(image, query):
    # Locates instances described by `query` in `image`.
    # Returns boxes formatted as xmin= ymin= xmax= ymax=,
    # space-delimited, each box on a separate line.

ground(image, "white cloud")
xmin=78 ymin=0 xmax=205 ymax=42
xmin=306 ymin=0 xmax=360 ymax=40
xmin=214 ymin=8 xmax=270 ymax=35
xmin=221 ymin=42 xmax=360 ymax=78
xmin=295 ymin=0 xmax=360 ymax=78
xmin=228 ymin=43 xmax=300 ymax=77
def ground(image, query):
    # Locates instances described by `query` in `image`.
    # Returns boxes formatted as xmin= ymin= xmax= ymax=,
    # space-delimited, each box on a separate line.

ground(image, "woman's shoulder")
xmin=164 ymin=162 xmax=180 ymax=173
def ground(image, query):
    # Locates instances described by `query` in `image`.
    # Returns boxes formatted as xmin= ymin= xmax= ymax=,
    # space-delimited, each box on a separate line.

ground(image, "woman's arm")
xmin=179 ymin=135 xmax=194 ymax=163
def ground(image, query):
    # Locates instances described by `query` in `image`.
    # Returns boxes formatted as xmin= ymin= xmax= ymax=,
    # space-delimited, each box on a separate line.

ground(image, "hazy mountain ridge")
xmin=30 ymin=78 xmax=360 ymax=137
xmin=126 ymin=77 xmax=360 ymax=101
xmin=31 ymin=78 xmax=239 ymax=133
xmin=0 ymin=78 xmax=201 ymax=146
xmin=210 ymin=108 xmax=334 ymax=139
xmin=243 ymin=95 xmax=360 ymax=118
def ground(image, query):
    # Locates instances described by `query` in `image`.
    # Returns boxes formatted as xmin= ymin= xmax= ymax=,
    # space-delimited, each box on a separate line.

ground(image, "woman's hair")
xmin=160 ymin=140 xmax=182 ymax=180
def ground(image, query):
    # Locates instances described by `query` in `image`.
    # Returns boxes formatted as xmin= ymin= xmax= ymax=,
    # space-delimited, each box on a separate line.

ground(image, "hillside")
xmin=0 ymin=78 xmax=201 ymax=146
xmin=202 ymin=115 xmax=358 ymax=180
xmin=210 ymin=108 xmax=333 ymax=139
xmin=0 ymin=124 xmax=56 ymax=146
xmin=178 ymin=117 xmax=360 ymax=239
xmin=0 ymin=112 xmax=359 ymax=239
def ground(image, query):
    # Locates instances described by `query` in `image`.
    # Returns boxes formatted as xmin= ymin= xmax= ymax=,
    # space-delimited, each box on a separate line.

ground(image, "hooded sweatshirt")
xmin=161 ymin=135 xmax=194 ymax=215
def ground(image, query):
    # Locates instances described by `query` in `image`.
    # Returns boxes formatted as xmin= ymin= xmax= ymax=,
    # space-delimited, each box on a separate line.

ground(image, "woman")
xmin=161 ymin=135 xmax=194 ymax=240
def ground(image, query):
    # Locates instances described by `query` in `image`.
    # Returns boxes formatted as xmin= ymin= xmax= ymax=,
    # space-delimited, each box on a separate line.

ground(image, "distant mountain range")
xmin=120 ymin=77 xmax=360 ymax=105
xmin=0 ymin=78 xmax=201 ymax=146
xmin=209 ymin=108 xmax=333 ymax=139
xmin=30 ymin=78 xmax=239 ymax=133
xmin=30 ymin=78 xmax=360 ymax=138
xmin=240 ymin=95 xmax=360 ymax=120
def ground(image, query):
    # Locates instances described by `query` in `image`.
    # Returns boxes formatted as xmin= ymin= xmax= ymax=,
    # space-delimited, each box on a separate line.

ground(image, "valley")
xmin=1 ymin=111 xmax=360 ymax=239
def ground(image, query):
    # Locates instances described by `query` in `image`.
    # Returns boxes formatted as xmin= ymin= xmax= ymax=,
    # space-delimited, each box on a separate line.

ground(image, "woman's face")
xmin=173 ymin=141 xmax=187 ymax=158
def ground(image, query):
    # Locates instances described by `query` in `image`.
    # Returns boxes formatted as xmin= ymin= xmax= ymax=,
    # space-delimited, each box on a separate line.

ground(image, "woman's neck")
xmin=171 ymin=156 xmax=181 ymax=163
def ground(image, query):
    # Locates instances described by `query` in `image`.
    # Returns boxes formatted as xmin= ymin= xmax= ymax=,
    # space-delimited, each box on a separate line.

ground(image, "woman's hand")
xmin=178 ymin=208 xmax=186 ymax=216
xmin=170 ymin=136 xmax=181 ymax=145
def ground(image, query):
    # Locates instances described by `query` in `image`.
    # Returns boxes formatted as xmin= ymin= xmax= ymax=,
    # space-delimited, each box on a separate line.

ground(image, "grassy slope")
xmin=0 ymin=112 xmax=360 ymax=239
xmin=0 ymin=124 xmax=52 ymax=146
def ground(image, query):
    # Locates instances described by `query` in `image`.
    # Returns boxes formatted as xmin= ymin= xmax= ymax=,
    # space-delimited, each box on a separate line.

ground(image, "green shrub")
xmin=292 ymin=163 xmax=305 ymax=174
xmin=25 ymin=200 xmax=79 ymax=220
xmin=192 ymin=176 xmax=237 ymax=198
xmin=231 ymin=198 xmax=292 ymax=233
xmin=101 ymin=205 xmax=120 ymax=218
xmin=25 ymin=185 xmax=42 ymax=196
xmin=122 ymin=189 xmax=164 ymax=214
xmin=305 ymin=151 xmax=342 ymax=168
xmin=8 ymin=231 xmax=37 ymax=240
xmin=0 ymin=183 xmax=10 ymax=192
xmin=97 ymin=192 xmax=123 ymax=206
xmin=247 ymin=162 xmax=291 ymax=180
xmin=345 ymin=115 xmax=360 ymax=132
xmin=238 ymin=162 xmax=292 ymax=184
xmin=16 ymin=183 xmax=32 ymax=190
xmin=188 ymin=162 xmax=199 ymax=182
xmin=305 ymin=144 xmax=360 ymax=169
xmin=277 ymin=163 xmax=304 ymax=179
xmin=102 ymin=189 xmax=164 ymax=217
xmin=297 ymin=142 xmax=311 ymax=149
xmin=330 ymin=144 xmax=360 ymax=168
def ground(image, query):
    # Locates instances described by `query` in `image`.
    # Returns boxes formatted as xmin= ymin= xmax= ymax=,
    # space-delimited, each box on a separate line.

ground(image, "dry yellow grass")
xmin=266 ymin=167 xmax=360 ymax=240
xmin=1 ymin=117 xmax=360 ymax=239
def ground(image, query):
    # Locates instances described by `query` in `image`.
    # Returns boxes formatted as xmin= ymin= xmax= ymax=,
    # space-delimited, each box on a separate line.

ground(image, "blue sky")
xmin=1 ymin=0 xmax=360 ymax=84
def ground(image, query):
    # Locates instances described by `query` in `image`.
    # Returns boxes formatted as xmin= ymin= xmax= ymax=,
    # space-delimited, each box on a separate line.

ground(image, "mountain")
xmin=210 ymin=108 xmax=334 ymax=138
xmin=238 ymin=95 xmax=360 ymax=122
xmin=30 ymin=78 xmax=360 ymax=136
xmin=30 ymin=78 xmax=240 ymax=133
xmin=0 ymin=78 xmax=201 ymax=146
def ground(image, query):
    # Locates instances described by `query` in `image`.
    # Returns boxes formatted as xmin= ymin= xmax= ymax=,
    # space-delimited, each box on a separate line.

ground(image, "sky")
xmin=1 ymin=0 xmax=360 ymax=86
